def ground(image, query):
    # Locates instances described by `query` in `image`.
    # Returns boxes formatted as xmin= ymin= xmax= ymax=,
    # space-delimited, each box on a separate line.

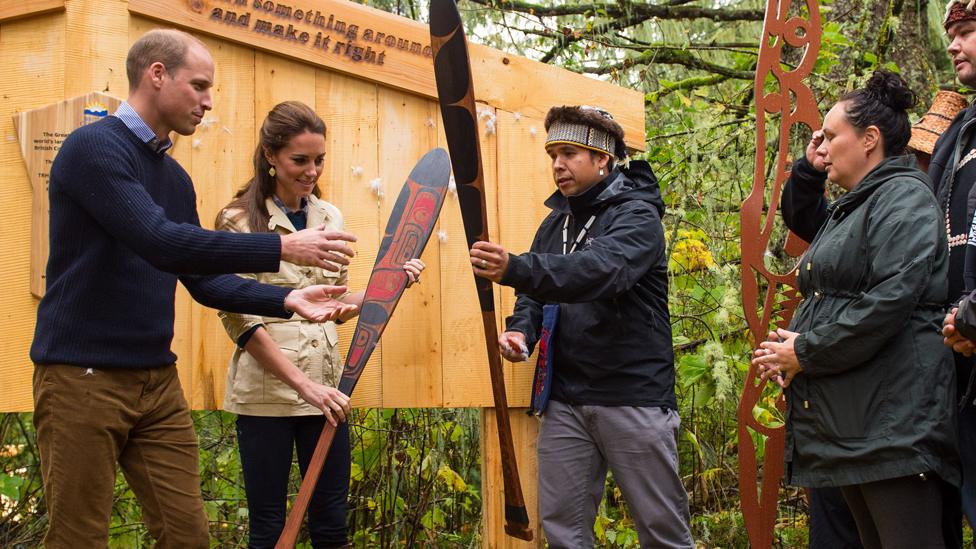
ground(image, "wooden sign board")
xmin=0 ymin=0 xmax=64 ymax=23
xmin=127 ymin=0 xmax=646 ymax=151
xmin=13 ymin=92 xmax=123 ymax=298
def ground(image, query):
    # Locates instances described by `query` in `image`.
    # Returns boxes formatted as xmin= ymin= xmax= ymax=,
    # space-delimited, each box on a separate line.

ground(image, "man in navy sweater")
xmin=29 ymin=29 xmax=359 ymax=548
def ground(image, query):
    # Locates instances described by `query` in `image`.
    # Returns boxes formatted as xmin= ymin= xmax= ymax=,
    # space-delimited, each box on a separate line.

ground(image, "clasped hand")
xmin=751 ymin=328 xmax=802 ymax=389
xmin=943 ymin=308 xmax=976 ymax=357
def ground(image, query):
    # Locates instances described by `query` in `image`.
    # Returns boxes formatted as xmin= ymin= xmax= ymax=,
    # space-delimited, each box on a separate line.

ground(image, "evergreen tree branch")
xmin=581 ymin=49 xmax=755 ymax=80
xmin=648 ymin=74 xmax=732 ymax=100
xmin=465 ymin=0 xmax=765 ymax=22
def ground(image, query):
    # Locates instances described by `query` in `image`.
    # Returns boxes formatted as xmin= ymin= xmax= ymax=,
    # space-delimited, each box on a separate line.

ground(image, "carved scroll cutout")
xmin=738 ymin=0 xmax=821 ymax=546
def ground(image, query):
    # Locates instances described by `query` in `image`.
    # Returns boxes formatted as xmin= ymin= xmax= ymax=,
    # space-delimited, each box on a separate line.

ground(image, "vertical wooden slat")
xmin=377 ymin=90 xmax=442 ymax=408
xmin=315 ymin=69 xmax=383 ymax=407
xmin=0 ymin=11 xmax=65 ymax=411
xmin=63 ymin=0 xmax=128 ymax=98
xmin=440 ymin=102 xmax=505 ymax=406
xmin=481 ymin=408 xmax=542 ymax=548
xmin=479 ymin=109 xmax=548 ymax=547
xmin=185 ymin=36 xmax=258 ymax=409
xmin=496 ymin=110 xmax=550 ymax=406
xmin=253 ymin=52 xmax=317 ymax=140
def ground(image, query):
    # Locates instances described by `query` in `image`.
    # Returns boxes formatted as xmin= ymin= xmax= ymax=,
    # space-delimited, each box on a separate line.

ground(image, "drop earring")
xmin=269 ymin=166 xmax=276 ymax=177
xmin=599 ymin=168 xmax=605 ymax=176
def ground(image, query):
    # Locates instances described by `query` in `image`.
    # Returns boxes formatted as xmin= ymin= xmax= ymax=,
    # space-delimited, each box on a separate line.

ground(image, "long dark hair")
xmin=840 ymin=70 xmax=916 ymax=157
xmin=220 ymin=101 xmax=327 ymax=233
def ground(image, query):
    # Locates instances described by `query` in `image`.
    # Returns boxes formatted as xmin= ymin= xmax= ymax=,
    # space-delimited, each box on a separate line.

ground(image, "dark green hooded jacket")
xmin=786 ymin=155 xmax=960 ymax=488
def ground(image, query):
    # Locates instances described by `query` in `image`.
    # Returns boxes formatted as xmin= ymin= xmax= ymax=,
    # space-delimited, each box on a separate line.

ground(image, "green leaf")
xmin=0 ymin=472 xmax=24 ymax=500
xmin=677 ymin=354 xmax=709 ymax=387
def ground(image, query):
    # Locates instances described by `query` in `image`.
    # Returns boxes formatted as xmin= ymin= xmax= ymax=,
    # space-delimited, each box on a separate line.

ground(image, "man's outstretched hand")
xmin=281 ymin=226 xmax=357 ymax=271
xmin=285 ymin=285 xmax=357 ymax=321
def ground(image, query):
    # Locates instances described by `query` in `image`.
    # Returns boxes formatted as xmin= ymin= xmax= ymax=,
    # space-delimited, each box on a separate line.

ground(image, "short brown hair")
xmin=125 ymin=29 xmax=207 ymax=90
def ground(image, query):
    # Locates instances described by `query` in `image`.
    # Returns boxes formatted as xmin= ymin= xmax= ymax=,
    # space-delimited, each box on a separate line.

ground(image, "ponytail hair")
xmin=840 ymin=70 xmax=916 ymax=157
xmin=219 ymin=101 xmax=327 ymax=232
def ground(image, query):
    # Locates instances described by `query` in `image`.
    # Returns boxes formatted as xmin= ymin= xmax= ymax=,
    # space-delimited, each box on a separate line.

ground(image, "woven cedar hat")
xmin=908 ymin=90 xmax=969 ymax=155
xmin=945 ymin=0 xmax=976 ymax=28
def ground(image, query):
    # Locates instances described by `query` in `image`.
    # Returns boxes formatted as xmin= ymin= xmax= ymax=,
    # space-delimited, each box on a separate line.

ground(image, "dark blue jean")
xmin=236 ymin=414 xmax=350 ymax=549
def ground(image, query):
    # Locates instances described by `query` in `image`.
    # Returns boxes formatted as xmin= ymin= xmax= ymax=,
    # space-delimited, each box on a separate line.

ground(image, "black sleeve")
xmin=500 ymin=201 xmax=664 ymax=303
xmin=180 ymin=273 xmax=292 ymax=319
xmin=505 ymin=294 xmax=544 ymax=353
xmin=502 ymin=226 xmax=546 ymax=351
xmin=958 ymin=243 xmax=976 ymax=338
xmin=966 ymin=243 xmax=976 ymax=299
xmin=782 ymin=156 xmax=829 ymax=243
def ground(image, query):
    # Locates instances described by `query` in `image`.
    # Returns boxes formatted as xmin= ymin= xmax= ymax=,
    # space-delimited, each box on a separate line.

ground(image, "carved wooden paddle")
xmin=275 ymin=148 xmax=451 ymax=548
xmin=429 ymin=0 xmax=532 ymax=540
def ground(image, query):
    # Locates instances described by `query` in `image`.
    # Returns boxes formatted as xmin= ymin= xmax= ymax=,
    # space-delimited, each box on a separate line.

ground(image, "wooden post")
xmin=481 ymin=407 xmax=543 ymax=548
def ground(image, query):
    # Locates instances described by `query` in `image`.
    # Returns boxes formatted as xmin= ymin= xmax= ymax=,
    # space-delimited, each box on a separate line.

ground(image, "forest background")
xmin=0 ymin=0 xmax=963 ymax=547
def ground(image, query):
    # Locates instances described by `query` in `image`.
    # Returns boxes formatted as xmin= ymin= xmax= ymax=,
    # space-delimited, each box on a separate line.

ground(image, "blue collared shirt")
xmin=112 ymin=102 xmax=172 ymax=154
xmin=271 ymin=194 xmax=308 ymax=231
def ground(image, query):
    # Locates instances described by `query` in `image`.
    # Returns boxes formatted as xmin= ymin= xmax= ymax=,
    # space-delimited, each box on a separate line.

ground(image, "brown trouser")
xmin=33 ymin=364 xmax=209 ymax=548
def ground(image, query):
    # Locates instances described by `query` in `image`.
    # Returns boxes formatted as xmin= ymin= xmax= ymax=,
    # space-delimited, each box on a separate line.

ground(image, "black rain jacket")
xmin=502 ymin=160 xmax=676 ymax=409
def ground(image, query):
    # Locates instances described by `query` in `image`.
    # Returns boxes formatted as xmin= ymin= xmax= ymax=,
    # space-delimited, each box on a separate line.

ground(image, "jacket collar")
xmin=832 ymin=155 xmax=926 ymax=216
xmin=543 ymin=160 xmax=664 ymax=218
xmin=266 ymin=194 xmax=332 ymax=232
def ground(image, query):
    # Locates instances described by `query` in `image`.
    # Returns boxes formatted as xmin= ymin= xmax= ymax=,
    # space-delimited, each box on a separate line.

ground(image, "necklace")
xmin=947 ymin=150 xmax=976 ymax=249
xmin=562 ymin=214 xmax=596 ymax=254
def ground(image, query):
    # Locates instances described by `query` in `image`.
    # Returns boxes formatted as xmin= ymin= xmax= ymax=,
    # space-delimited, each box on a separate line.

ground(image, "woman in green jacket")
xmin=753 ymin=71 xmax=960 ymax=548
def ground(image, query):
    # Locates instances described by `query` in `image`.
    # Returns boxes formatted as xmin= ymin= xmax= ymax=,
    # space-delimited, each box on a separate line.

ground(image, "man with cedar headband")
xmin=29 ymin=29 xmax=358 ymax=548
xmin=469 ymin=105 xmax=693 ymax=548
xmin=904 ymin=0 xmax=976 ymax=544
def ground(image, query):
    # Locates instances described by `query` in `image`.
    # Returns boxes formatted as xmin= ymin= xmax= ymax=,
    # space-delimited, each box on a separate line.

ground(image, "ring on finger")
xmin=480 ymin=259 xmax=488 ymax=268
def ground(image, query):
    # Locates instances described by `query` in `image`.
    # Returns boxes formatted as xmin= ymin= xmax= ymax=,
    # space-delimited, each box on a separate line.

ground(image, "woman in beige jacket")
xmin=216 ymin=101 xmax=422 ymax=549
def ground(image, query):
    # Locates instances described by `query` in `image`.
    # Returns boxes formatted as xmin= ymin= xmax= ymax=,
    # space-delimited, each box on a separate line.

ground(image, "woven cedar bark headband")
xmin=545 ymin=106 xmax=619 ymax=158
xmin=945 ymin=0 xmax=976 ymax=28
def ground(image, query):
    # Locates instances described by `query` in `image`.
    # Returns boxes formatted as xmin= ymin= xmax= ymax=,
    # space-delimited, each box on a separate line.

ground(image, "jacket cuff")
xmin=791 ymin=156 xmax=828 ymax=190
xmin=219 ymin=310 xmax=264 ymax=342
xmin=500 ymin=253 xmax=529 ymax=290
xmin=236 ymin=324 xmax=264 ymax=348
xmin=792 ymin=332 xmax=815 ymax=376
xmin=957 ymin=298 xmax=976 ymax=341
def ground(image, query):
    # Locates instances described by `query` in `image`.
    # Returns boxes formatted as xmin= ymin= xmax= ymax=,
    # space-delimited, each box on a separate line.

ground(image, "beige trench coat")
xmin=217 ymin=195 xmax=346 ymax=416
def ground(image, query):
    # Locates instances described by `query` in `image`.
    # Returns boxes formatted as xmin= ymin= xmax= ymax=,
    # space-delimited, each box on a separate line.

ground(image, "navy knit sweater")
xmin=31 ymin=116 xmax=292 ymax=369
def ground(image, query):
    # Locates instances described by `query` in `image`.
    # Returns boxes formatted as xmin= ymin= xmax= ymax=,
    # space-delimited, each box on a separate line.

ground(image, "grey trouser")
xmin=537 ymin=400 xmax=694 ymax=549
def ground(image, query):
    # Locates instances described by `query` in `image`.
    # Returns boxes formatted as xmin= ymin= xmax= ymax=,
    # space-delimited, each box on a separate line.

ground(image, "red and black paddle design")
xmin=430 ymin=0 xmax=533 ymax=540
xmin=340 ymin=166 xmax=446 ymax=393
xmin=275 ymin=148 xmax=451 ymax=548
